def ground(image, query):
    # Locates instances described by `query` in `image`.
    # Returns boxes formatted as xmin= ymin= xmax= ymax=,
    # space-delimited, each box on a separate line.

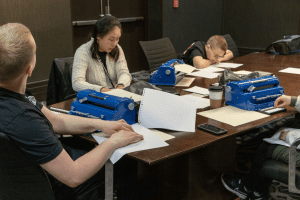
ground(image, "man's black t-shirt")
xmin=0 ymin=87 xmax=63 ymax=164
xmin=181 ymin=41 xmax=207 ymax=66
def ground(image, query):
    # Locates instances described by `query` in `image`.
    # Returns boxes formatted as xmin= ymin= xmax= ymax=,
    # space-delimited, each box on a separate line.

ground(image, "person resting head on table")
xmin=181 ymin=35 xmax=234 ymax=69
xmin=0 ymin=23 xmax=143 ymax=199
xmin=221 ymin=94 xmax=300 ymax=199
xmin=72 ymin=15 xmax=132 ymax=93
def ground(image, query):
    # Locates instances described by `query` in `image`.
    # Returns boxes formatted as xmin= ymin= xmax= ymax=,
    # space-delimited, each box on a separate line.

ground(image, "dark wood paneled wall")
xmin=0 ymin=0 xmax=73 ymax=83
xmin=0 ymin=0 xmax=73 ymax=100
xmin=223 ymin=0 xmax=300 ymax=50
xmin=71 ymin=0 xmax=148 ymax=73
xmin=162 ymin=0 xmax=224 ymax=55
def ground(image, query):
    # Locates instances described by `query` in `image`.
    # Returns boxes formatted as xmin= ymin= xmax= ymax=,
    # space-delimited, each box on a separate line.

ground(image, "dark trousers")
xmin=244 ymin=142 xmax=300 ymax=193
xmin=47 ymin=137 xmax=139 ymax=200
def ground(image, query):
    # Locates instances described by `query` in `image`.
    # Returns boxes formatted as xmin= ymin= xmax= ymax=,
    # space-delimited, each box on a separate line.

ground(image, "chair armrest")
xmin=289 ymin=138 xmax=300 ymax=193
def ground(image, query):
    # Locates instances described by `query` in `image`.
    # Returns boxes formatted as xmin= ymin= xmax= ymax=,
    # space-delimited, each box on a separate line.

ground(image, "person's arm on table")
xmin=42 ymin=106 xmax=133 ymax=136
xmin=115 ymin=45 xmax=131 ymax=88
xmin=219 ymin=50 xmax=234 ymax=62
xmin=41 ymin=129 xmax=143 ymax=188
xmin=192 ymin=56 xmax=216 ymax=69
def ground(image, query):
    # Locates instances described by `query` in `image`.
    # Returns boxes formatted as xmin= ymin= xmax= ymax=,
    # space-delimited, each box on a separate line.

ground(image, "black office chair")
xmin=139 ymin=37 xmax=178 ymax=71
xmin=260 ymin=138 xmax=300 ymax=195
xmin=223 ymin=34 xmax=239 ymax=58
xmin=0 ymin=132 xmax=55 ymax=200
xmin=46 ymin=57 xmax=77 ymax=106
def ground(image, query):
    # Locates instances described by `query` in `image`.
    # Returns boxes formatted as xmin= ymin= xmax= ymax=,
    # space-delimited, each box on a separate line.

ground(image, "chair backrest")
xmin=139 ymin=37 xmax=177 ymax=71
xmin=0 ymin=132 xmax=55 ymax=200
xmin=223 ymin=34 xmax=239 ymax=58
xmin=46 ymin=57 xmax=77 ymax=106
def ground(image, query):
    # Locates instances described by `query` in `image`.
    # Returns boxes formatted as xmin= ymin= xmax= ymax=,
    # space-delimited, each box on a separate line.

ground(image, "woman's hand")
xmin=99 ymin=119 xmax=134 ymax=136
xmin=274 ymin=95 xmax=291 ymax=108
xmin=108 ymin=130 xmax=144 ymax=149
xmin=116 ymin=84 xmax=125 ymax=89
xmin=100 ymin=88 xmax=111 ymax=92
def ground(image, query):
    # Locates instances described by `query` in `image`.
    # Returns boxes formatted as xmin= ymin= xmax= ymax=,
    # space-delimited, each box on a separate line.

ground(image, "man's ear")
xmin=26 ymin=64 xmax=34 ymax=77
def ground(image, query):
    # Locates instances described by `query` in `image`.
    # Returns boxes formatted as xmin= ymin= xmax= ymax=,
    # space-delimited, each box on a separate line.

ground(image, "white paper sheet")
xmin=183 ymin=86 xmax=210 ymax=95
xmin=103 ymin=89 xmax=142 ymax=102
xmin=138 ymin=88 xmax=196 ymax=132
xmin=195 ymin=66 xmax=225 ymax=73
xmin=233 ymin=70 xmax=252 ymax=75
xmin=92 ymin=124 xmax=169 ymax=164
xmin=210 ymin=63 xmax=243 ymax=69
xmin=188 ymin=71 xmax=221 ymax=79
xmin=176 ymin=77 xmax=195 ymax=87
xmin=174 ymin=63 xmax=196 ymax=74
xmin=180 ymin=95 xmax=210 ymax=109
xmin=197 ymin=106 xmax=269 ymax=127
xmin=279 ymin=67 xmax=300 ymax=75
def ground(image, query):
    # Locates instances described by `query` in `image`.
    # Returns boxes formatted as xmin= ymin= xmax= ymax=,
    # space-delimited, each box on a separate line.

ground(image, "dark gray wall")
xmin=0 ymin=0 xmax=73 ymax=83
xmin=162 ymin=0 xmax=224 ymax=54
xmin=223 ymin=0 xmax=300 ymax=49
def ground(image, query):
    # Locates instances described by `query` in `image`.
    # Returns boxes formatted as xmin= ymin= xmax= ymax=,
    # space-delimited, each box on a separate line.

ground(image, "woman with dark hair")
xmin=72 ymin=15 xmax=131 ymax=92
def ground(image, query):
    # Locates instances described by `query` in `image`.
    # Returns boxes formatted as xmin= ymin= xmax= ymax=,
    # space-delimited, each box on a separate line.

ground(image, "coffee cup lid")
xmin=209 ymin=85 xmax=223 ymax=91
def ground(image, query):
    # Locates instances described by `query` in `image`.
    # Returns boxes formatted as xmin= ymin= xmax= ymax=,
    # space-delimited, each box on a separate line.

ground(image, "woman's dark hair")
xmin=90 ymin=15 xmax=122 ymax=62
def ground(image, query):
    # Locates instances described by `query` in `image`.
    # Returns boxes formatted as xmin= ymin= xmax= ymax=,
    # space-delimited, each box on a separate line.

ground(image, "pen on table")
xmin=49 ymin=107 xmax=70 ymax=114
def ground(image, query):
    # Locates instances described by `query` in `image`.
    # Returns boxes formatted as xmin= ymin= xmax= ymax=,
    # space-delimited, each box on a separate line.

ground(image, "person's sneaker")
xmin=221 ymin=174 xmax=251 ymax=199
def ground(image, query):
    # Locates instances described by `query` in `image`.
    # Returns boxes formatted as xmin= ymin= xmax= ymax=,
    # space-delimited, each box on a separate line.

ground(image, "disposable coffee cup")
xmin=209 ymin=85 xmax=223 ymax=109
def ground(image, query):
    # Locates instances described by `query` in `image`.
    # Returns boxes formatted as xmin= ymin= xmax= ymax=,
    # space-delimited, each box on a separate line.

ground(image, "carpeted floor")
xmin=269 ymin=180 xmax=300 ymax=200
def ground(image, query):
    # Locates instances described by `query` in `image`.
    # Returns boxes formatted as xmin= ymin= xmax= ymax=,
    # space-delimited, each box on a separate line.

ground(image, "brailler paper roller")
xmin=69 ymin=89 xmax=136 ymax=125
xmin=149 ymin=59 xmax=184 ymax=85
xmin=225 ymin=75 xmax=284 ymax=111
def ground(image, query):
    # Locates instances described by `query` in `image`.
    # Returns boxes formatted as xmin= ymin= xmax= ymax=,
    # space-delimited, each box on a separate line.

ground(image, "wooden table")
xmin=51 ymin=52 xmax=300 ymax=200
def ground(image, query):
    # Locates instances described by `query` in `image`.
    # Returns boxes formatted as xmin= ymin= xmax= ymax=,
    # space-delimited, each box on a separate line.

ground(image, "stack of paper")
xmin=197 ymin=106 xmax=269 ymax=127
xmin=138 ymin=88 xmax=196 ymax=132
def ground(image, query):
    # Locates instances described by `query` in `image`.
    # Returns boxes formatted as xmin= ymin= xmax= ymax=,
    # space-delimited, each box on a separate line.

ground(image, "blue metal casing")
xmin=149 ymin=59 xmax=184 ymax=85
xmin=225 ymin=76 xmax=284 ymax=111
xmin=69 ymin=89 xmax=136 ymax=125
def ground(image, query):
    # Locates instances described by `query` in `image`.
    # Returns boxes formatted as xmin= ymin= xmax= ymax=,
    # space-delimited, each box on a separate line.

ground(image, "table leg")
xmin=105 ymin=160 xmax=113 ymax=200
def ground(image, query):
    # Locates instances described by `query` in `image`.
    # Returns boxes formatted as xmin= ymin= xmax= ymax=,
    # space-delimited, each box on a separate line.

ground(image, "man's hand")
xmin=100 ymin=119 xmax=134 ymax=136
xmin=279 ymin=130 xmax=290 ymax=141
xmin=274 ymin=95 xmax=291 ymax=108
xmin=108 ymin=130 xmax=144 ymax=149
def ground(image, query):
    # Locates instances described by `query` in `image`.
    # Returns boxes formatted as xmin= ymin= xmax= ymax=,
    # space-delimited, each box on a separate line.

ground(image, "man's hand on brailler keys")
xmin=274 ymin=95 xmax=291 ymax=108
xmin=100 ymin=119 xmax=134 ymax=136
